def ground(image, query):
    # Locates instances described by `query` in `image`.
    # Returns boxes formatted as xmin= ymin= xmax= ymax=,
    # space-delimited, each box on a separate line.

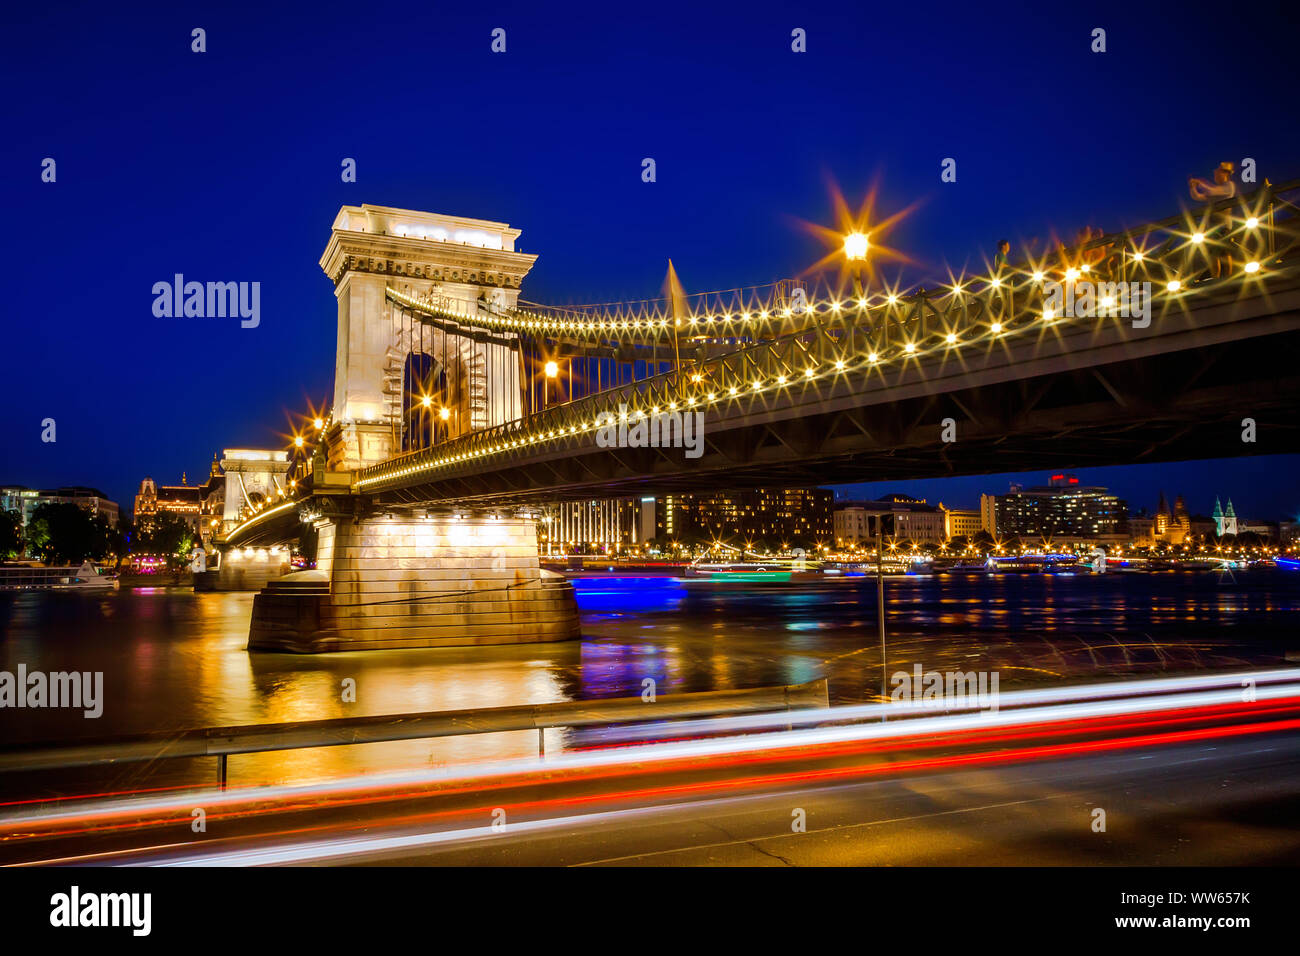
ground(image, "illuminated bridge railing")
xmin=356 ymin=180 xmax=1300 ymax=497
xmin=386 ymin=180 xmax=1298 ymax=350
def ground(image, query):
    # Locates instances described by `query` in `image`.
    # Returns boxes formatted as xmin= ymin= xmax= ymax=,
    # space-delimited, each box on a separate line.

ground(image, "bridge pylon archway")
xmin=318 ymin=204 xmax=536 ymax=471
xmin=244 ymin=204 xmax=581 ymax=652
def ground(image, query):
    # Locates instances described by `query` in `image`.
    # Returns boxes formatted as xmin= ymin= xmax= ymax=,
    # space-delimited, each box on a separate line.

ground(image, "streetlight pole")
xmin=876 ymin=517 xmax=887 ymax=720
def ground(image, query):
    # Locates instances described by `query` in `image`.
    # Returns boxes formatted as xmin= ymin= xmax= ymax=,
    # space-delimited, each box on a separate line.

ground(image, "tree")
xmin=25 ymin=502 xmax=113 ymax=564
xmin=111 ymin=520 xmax=133 ymax=561
xmin=134 ymin=513 xmax=196 ymax=563
xmin=1236 ymin=531 xmax=1264 ymax=549
xmin=0 ymin=509 xmax=22 ymax=559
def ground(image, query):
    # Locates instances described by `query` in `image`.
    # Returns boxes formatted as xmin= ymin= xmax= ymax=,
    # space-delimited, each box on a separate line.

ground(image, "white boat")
xmin=0 ymin=561 xmax=118 ymax=591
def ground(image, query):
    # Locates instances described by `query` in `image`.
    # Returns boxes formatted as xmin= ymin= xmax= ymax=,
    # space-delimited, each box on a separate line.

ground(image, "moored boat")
xmin=0 ymin=561 xmax=118 ymax=591
xmin=986 ymin=553 xmax=1081 ymax=573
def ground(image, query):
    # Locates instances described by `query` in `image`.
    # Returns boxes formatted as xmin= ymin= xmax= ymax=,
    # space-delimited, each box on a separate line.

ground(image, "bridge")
xmin=219 ymin=185 xmax=1300 ymax=652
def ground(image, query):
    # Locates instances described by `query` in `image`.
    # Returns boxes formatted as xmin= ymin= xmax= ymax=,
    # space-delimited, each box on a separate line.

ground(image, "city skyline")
xmin=8 ymin=451 xmax=1297 ymax=543
xmin=835 ymin=454 xmax=1299 ymax=521
xmin=5 ymin=3 xmax=1299 ymax=522
xmin=7 ymin=449 xmax=1298 ymax=526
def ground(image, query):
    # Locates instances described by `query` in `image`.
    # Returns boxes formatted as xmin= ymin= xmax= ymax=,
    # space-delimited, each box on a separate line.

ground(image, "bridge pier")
xmin=247 ymin=513 xmax=580 ymax=652
xmin=195 ymin=546 xmax=292 ymax=592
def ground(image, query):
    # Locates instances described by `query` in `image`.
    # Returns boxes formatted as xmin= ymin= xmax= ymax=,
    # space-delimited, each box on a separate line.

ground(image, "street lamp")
xmin=544 ymin=360 xmax=559 ymax=408
xmin=844 ymin=232 xmax=869 ymax=300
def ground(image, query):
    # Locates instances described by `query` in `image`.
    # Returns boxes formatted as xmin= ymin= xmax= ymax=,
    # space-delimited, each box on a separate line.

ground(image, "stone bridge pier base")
xmin=196 ymin=546 xmax=292 ymax=592
xmin=247 ymin=514 xmax=581 ymax=652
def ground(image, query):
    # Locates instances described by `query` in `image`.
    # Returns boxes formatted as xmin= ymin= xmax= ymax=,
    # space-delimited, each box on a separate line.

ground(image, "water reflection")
xmin=1 ymin=570 xmax=1296 ymax=797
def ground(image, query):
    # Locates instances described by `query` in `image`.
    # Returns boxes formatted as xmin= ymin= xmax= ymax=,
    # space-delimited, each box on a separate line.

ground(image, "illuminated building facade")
xmin=993 ymin=474 xmax=1128 ymax=540
xmin=1212 ymin=496 xmax=1238 ymax=537
xmin=0 ymin=485 xmax=120 ymax=529
xmin=656 ymin=488 xmax=833 ymax=548
xmin=133 ymin=456 xmax=231 ymax=544
xmin=539 ymin=499 xmax=641 ymax=554
xmin=980 ymin=493 xmax=998 ymax=536
xmin=134 ymin=475 xmax=203 ymax=534
xmin=940 ymin=504 xmax=982 ymax=540
xmin=1128 ymin=513 xmax=1156 ymax=547
xmin=834 ymin=494 xmax=945 ymax=546
xmin=1154 ymin=490 xmax=1192 ymax=544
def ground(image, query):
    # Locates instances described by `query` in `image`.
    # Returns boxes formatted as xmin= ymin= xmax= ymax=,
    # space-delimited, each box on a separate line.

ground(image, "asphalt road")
xmin=344 ymin=729 xmax=1300 ymax=866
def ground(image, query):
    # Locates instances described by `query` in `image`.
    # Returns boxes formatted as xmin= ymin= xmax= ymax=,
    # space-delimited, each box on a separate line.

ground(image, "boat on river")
xmin=684 ymin=556 xmax=832 ymax=583
xmin=986 ymin=553 xmax=1082 ymax=573
xmin=0 ymin=561 xmax=119 ymax=591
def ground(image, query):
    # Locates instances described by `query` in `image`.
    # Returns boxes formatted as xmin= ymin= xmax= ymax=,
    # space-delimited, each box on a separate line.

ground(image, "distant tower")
xmin=1173 ymin=495 xmax=1190 ymax=539
xmin=1225 ymin=499 xmax=1238 ymax=536
xmin=1155 ymin=491 xmax=1171 ymax=536
xmin=210 ymin=454 xmax=221 ymax=478
xmin=1213 ymin=496 xmax=1225 ymax=536
xmin=134 ymin=477 xmax=159 ymax=534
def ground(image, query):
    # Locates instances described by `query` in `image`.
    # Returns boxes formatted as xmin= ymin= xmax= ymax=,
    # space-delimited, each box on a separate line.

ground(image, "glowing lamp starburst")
xmin=843 ymin=232 xmax=869 ymax=261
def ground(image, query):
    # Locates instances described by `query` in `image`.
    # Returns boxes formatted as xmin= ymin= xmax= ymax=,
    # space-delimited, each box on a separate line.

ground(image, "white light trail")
xmin=3 ymin=668 xmax=1296 ymax=838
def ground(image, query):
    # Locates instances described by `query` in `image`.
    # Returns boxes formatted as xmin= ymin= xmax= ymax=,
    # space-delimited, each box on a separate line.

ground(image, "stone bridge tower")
xmin=318 ymin=205 xmax=537 ymax=471
xmin=243 ymin=205 xmax=580 ymax=652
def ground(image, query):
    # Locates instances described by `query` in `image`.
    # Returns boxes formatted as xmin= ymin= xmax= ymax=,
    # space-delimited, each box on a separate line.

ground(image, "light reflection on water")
xmin=0 ymin=570 xmax=1296 ymax=796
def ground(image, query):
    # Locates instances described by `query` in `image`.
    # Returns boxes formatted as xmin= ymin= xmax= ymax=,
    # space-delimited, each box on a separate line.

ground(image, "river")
xmin=2 ymin=569 xmax=1296 ymax=798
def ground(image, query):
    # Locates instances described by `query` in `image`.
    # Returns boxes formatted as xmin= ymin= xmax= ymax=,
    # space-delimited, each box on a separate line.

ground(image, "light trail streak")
xmin=590 ymin=666 xmax=1300 ymax=743
xmin=15 ymin=695 xmax=1293 ymax=847
xmin=139 ymin=711 xmax=1300 ymax=867
xmin=3 ymin=669 xmax=1295 ymax=829
xmin=2 ymin=668 xmax=1297 ymax=861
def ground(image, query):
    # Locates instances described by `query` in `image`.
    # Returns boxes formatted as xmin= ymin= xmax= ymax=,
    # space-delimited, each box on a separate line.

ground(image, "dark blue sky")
xmin=2 ymin=1 xmax=1297 ymax=520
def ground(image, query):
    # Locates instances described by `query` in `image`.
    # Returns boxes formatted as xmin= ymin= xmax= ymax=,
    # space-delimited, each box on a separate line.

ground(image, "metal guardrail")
xmin=0 ymin=679 xmax=829 ymax=790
